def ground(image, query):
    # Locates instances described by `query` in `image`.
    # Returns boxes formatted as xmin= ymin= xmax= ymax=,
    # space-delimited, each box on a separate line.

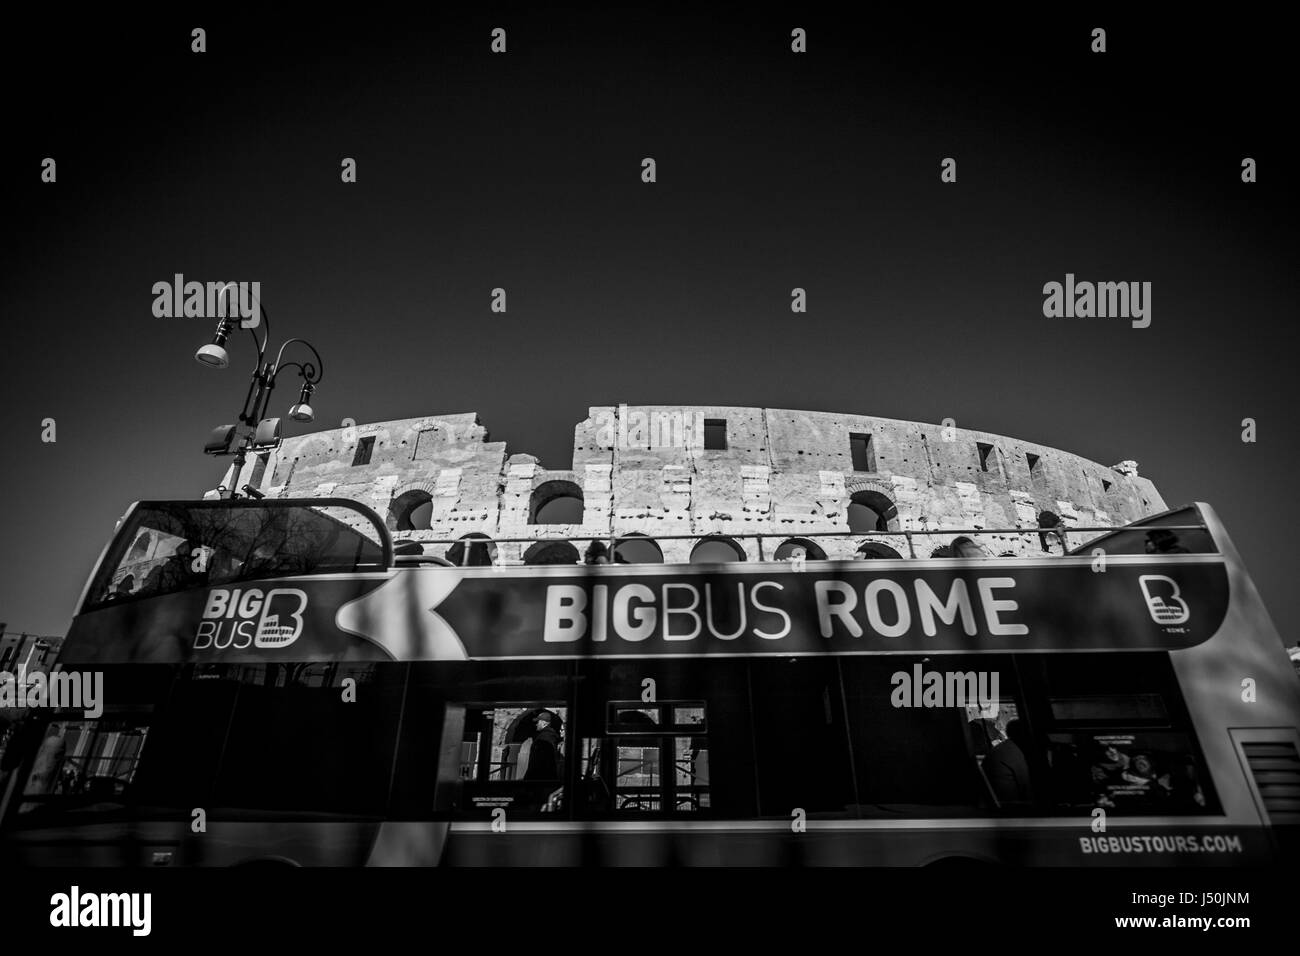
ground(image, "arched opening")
xmin=847 ymin=490 xmax=899 ymax=533
xmin=773 ymin=538 xmax=827 ymax=561
xmin=389 ymin=490 xmax=434 ymax=531
xmin=613 ymin=534 xmax=664 ymax=565
xmin=690 ymin=536 xmax=746 ymax=564
xmin=530 ymin=480 xmax=584 ymax=525
xmin=856 ymin=541 xmax=903 ymax=560
xmin=523 ymin=541 xmax=581 ymax=565
xmin=446 ymin=533 xmax=497 ymax=567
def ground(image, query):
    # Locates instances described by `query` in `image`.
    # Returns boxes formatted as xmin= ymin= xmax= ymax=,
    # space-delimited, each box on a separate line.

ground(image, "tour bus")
xmin=1 ymin=497 xmax=1297 ymax=867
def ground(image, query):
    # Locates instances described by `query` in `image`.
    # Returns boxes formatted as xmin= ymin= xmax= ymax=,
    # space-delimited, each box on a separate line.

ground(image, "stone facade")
xmin=214 ymin=406 xmax=1166 ymax=562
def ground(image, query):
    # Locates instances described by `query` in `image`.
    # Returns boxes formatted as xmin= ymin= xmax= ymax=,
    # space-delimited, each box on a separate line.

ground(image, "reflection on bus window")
xmin=89 ymin=502 xmax=387 ymax=609
xmin=673 ymin=705 xmax=706 ymax=726
xmin=610 ymin=705 xmax=659 ymax=728
xmin=1067 ymin=505 xmax=1217 ymax=556
xmin=1034 ymin=654 xmax=1218 ymax=815
xmin=1049 ymin=731 xmax=1208 ymax=812
xmin=617 ymin=739 xmax=661 ymax=810
xmin=20 ymin=720 xmax=150 ymax=815
xmin=675 ymin=736 xmax=710 ymax=811
xmin=839 ymin=658 xmax=1026 ymax=817
xmin=1049 ymin=694 xmax=1167 ymax=723
xmin=581 ymin=701 xmax=711 ymax=814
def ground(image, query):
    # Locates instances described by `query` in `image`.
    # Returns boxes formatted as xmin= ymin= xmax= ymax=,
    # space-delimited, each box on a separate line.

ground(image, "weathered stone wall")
xmin=214 ymin=405 xmax=1166 ymax=562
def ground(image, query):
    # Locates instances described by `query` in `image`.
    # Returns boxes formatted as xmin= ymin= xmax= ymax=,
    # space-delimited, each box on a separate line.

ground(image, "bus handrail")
xmin=391 ymin=517 xmax=1213 ymax=565
xmin=390 ymin=524 xmax=1208 ymax=545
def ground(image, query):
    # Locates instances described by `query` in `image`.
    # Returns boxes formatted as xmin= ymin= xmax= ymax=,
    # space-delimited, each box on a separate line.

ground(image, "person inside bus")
xmin=240 ymin=541 xmax=285 ymax=579
xmin=584 ymin=541 xmax=610 ymax=565
xmin=950 ymin=537 xmax=985 ymax=558
xmin=207 ymin=545 xmax=251 ymax=585
xmin=983 ymin=719 xmax=1035 ymax=809
xmin=1144 ymin=529 xmax=1190 ymax=554
xmin=139 ymin=540 xmax=202 ymax=597
xmin=1037 ymin=511 xmax=1068 ymax=553
xmin=523 ymin=710 xmax=563 ymax=781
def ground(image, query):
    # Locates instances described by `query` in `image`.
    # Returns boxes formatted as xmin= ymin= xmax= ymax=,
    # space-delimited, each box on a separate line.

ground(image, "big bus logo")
xmin=1138 ymin=575 xmax=1190 ymax=626
xmin=195 ymin=588 xmax=308 ymax=651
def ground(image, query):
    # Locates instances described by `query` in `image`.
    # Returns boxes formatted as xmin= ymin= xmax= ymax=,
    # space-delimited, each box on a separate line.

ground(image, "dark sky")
xmin=1 ymin=10 xmax=1294 ymax=638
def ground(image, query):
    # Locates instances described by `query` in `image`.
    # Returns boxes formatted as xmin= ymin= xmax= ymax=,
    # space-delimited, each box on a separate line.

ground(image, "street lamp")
xmin=288 ymin=381 xmax=315 ymax=423
xmin=195 ymin=301 xmax=325 ymax=498
xmin=194 ymin=317 xmax=236 ymax=368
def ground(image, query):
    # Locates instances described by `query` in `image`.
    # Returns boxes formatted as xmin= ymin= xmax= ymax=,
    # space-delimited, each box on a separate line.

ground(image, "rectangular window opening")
xmin=1026 ymin=452 xmax=1040 ymax=474
xmin=352 ymin=436 xmax=375 ymax=467
xmin=977 ymin=442 xmax=995 ymax=473
xmin=850 ymin=433 xmax=875 ymax=472
xmin=703 ymin=420 xmax=727 ymax=451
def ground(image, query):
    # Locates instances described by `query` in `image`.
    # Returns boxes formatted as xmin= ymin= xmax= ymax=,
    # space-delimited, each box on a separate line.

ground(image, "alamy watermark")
xmin=50 ymin=886 xmax=151 ymax=936
xmin=0 ymin=666 xmax=103 ymax=718
xmin=890 ymin=664 xmax=999 ymax=711
xmin=151 ymin=274 xmax=261 ymax=327
xmin=593 ymin=405 xmax=707 ymax=450
xmin=1042 ymin=273 xmax=1151 ymax=328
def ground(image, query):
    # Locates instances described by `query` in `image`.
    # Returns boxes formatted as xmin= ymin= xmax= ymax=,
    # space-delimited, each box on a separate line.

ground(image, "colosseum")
xmin=213 ymin=405 xmax=1166 ymax=564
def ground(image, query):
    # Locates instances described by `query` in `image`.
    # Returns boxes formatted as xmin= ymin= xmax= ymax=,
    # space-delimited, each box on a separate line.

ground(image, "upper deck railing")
xmin=390 ymin=517 xmax=1215 ymax=567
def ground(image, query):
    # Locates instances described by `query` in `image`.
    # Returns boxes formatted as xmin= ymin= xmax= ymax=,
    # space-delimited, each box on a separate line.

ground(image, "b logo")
xmin=1138 ymin=575 xmax=1189 ymax=625
xmin=196 ymin=587 xmax=308 ymax=651
xmin=254 ymin=589 xmax=308 ymax=648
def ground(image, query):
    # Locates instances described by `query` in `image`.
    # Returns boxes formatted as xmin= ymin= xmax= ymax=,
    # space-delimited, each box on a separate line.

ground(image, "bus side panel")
xmin=435 ymin=822 xmax=1273 ymax=866
xmin=3 ymin=820 xmax=385 ymax=867
xmin=1167 ymin=555 xmax=1300 ymax=840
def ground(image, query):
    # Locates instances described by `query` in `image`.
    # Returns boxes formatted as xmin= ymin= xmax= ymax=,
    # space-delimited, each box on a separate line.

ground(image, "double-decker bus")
xmin=1 ymin=497 xmax=1297 ymax=866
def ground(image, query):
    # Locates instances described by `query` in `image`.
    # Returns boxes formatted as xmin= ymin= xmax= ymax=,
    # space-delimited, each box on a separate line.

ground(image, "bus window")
xmin=608 ymin=704 xmax=661 ymax=729
xmin=1048 ymin=730 xmax=1210 ymax=812
xmin=210 ymin=662 xmax=402 ymax=816
xmin=1031 ymin=653 xmax=1219 ymax=816
xmin=126 ymin=665 xmax=243 ymax=812
xmin=85 ymin=501 xmax=388 ymax=611
xmin=1068 ymin=504 xmax=1217 ymax=556
xmin=614 ymin=737 xmax=662 ymax=812
xmin=749 ymin=659 xmax=856 ymax=818
xmin=840 ymin=656 xmax=1029 ymax=816
xmin=574 ymin=661 xmax=750 ymax=819
xmin=675 ymin=735 xmax=710 ymax=811
xmin=18 ymin=719 xmax=150 ymax=818
xmin=579 ymin=701 xmax=711 ymax=813
xmin=455 ymin=703 xmax=569 ymax=817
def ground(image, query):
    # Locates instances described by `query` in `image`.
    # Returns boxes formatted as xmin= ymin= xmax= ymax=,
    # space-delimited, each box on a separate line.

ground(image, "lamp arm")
xmin=271 ymin=338 xmax=325 ymax=385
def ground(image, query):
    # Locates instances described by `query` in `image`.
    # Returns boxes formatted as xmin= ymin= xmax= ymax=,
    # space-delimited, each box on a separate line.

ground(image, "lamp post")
xmin=195 ymin=299 xmax=325 ymax=499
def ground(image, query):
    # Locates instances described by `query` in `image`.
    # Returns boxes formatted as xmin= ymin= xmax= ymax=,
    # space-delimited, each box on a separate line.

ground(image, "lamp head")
xmin=289 ymin=382 xmax=315 ymax=423
xmin=195 ymin=343 xmax=229 ymax=368
xmin=204 ymin=424 xmax=239 ymax=455
xmin=252 ymin=417 xmax=282 ymax=449
xmin=195 ymin=318 xmax=236 ymax=368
